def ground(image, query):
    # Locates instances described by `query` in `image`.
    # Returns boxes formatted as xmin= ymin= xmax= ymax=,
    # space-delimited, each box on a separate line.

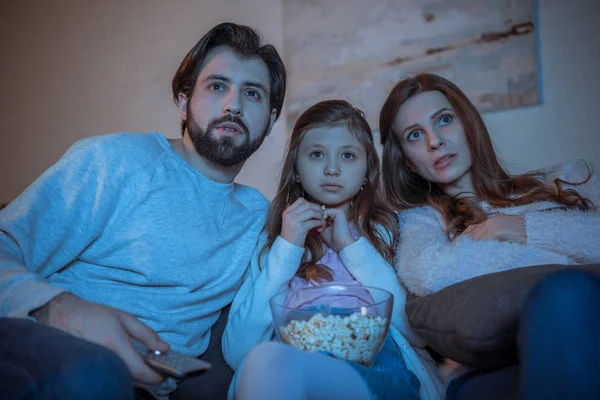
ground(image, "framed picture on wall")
xmin=282 ymin=0 xmax=540 ymax=136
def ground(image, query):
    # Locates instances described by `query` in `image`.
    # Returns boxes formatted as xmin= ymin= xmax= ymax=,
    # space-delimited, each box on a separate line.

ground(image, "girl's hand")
xmin=463 ymin=214 xmax=527 ymax=244
xmin=321 ymin=207 xmax=356 ymax=252
xmin=281 ymin=198 xmax=325 ymax=247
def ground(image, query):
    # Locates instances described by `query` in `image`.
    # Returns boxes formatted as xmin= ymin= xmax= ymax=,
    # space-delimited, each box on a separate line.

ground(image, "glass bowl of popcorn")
xmin=270 ymin=284 xmax=393 ymax=366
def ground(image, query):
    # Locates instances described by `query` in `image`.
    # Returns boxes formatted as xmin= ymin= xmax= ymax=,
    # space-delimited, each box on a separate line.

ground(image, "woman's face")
xmin=393 ymin=90 xmax=474 ymax=196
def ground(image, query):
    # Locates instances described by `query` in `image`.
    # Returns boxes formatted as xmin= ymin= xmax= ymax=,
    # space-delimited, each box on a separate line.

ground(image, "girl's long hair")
xmin=261 ymin=100 xmax=398 ymax=281
xmin=379 ymin=73 xmax=593 ymax=239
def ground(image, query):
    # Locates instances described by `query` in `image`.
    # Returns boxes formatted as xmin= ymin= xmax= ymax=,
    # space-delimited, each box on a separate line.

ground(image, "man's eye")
xmin=246 ymin=90 xmax=260 ymax=99
xmin=209 ymin=83 xmax=224 ymax=91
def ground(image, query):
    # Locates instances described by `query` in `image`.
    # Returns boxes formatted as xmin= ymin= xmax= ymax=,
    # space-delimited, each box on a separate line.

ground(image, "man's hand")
xmin=463 ymin=214 xmax=527 ymax=244
xmin=281 ymin=198 xmax=325 ymax=247
xmin=31 ymin=292 xmax=170 ymax=385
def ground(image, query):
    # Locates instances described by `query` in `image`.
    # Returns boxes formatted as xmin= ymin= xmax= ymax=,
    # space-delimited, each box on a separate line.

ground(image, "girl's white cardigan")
xmin=395 ymin=160 xmax=600 ymax=296
xmin=224 ymin=234 xmax=444 ymax=400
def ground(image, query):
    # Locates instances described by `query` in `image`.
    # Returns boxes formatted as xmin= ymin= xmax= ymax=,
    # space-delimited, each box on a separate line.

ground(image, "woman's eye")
xmin=245 ymin=90 xmax=260 ymax=99
xmin=310 ymin=151 xmax=323 ymax=159
xmin=407 ymin=130 xmax=423 ymax=142
xmin=439 ymin=114 xmax=453 ymax=126
xmin=341 ymin=153 xmax=355 ymax=160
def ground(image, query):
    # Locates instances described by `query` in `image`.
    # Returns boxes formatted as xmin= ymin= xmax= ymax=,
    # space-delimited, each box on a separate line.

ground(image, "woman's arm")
xmin=550 ymin=160 xmax=600 ymax=207
xmin=525 ymin=209 xmax=600 ymax=263
xmin=523 ymin=160 xmax=600 ymax=263
xmin=396 ymin=206 xmax=531 ymax=296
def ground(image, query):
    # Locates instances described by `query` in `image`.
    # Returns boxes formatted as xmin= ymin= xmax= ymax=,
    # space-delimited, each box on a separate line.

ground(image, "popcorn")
xmin=278 ymin=312 xmax=388 ymax=365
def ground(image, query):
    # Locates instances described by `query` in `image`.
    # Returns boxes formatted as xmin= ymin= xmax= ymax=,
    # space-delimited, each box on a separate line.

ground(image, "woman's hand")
xmin=281 ymin=198 xmax=325 ymax=247
xmin=321 ymin=207 xmax=356 ymax=252
xmin=463 ymin=214 xmax=527 ymax=244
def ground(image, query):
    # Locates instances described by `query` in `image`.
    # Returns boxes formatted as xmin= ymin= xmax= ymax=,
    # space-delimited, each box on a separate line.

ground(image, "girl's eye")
xmin=209 ymin=83 xmax=225 ymax=91
xmin=341 ymin=152 xmax=355 ymax=160
xmin=245 ymin=90 xmax=260 ymax=99
xmin=407 ymin=130 xmax=423 ymax=142
xmin=310 ymin=151 xmax=323 ymax=159
xmin=439 ymin=114 xmax=453 ymax=126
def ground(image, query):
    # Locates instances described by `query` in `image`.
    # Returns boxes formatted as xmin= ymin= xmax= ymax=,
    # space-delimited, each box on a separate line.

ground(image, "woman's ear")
xmin=405 ymin=160 xmax=416 ymax=172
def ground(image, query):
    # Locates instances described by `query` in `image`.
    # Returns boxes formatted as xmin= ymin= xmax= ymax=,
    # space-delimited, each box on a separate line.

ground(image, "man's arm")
xmin=0 ymin=137 xmax=116 ymax=317
xmin=0 ymin=136 xmax=168 ymax=384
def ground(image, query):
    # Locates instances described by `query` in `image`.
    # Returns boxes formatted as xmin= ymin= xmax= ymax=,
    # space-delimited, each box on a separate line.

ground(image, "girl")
xmin=222 ymin=100 xmax=443 ymax=400
xmin=379 ymin=73 xmax=600 ymax=399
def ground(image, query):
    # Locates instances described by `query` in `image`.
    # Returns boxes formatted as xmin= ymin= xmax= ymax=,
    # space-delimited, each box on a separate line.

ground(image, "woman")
xmin=378 ymin=73 xmax=600 ymax=399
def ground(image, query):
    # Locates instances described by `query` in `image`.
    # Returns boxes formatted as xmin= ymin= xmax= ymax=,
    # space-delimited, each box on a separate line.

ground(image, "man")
xmin=0 ymin=22 xmax=286 ymax=399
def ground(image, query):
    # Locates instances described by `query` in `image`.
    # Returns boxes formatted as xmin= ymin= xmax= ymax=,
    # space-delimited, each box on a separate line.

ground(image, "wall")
xmin=1 ymin=0 xmax=599 ymax=205
xmin=0 ymin=0 xmax=286 ymax=204
xmin=484 ymin=0 xmax=600 ymax=172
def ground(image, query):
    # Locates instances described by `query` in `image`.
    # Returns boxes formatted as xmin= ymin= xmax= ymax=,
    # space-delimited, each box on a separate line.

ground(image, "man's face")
xmin=182 ymin=46 xmax=276 ymax=167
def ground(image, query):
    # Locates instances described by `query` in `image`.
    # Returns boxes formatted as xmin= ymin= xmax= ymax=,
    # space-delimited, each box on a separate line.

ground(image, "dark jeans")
xmin=347 ymin=336 xmax=420 ymax=400
xmin=0 ymin=318 xmax=135 ymax=400
xmin=448 ymin=270 xmax=600 ymax=400
xmin=170 ymin=304 xmax=234 ymax=400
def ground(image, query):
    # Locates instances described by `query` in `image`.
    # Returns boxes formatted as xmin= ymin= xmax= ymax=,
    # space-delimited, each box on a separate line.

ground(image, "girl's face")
xmin=394 ymin=90 xmax=474 ymax=196
xmin=296 ymin=125 xmax=368 ymax=213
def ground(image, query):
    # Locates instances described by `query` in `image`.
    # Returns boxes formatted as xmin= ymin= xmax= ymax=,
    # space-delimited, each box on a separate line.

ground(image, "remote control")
xmin=131 ymin=339 xmax=212 ymax=378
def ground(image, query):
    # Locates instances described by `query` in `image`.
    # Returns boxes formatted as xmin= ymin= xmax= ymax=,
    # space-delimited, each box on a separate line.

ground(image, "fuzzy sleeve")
xmin=339 ymin=237 xmax=424 ymax=347
xmin=222 ymin=234 xmax=304 ymax=371
xmin=525 ymin=208 xmax=600 ymax=263
xmin=522 ymin=160 xmax=600 ymax=263
xmin=396 ymin=206 xmax=531 ymax=296
xmin=548 ymin=159 xmax=600 ymax=207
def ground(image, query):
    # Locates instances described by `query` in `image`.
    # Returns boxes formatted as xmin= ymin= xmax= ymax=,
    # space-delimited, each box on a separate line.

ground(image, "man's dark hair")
xmin=172 ymin=22 xmax=287 ymax=135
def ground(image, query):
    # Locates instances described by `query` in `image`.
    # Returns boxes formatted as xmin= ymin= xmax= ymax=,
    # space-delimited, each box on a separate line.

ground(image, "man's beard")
xmin=187 ymin=109 xmax=269 ymax=167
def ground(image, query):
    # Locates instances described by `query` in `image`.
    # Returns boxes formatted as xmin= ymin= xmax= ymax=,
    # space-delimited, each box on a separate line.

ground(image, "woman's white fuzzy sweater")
xmin=395 ymin=161 xmax=600 ymax=296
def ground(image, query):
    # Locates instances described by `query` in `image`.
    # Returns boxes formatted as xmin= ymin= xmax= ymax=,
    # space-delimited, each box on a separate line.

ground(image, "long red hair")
xmin=379 ymin=73 xmax=593 ymax=239
xmin=261 ymin=100 xmax=398 ymax=281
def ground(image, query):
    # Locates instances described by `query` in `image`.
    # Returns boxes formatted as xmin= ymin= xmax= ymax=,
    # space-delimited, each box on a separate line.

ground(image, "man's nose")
xmin=223 ymin=91 xmax=243 ymax=116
